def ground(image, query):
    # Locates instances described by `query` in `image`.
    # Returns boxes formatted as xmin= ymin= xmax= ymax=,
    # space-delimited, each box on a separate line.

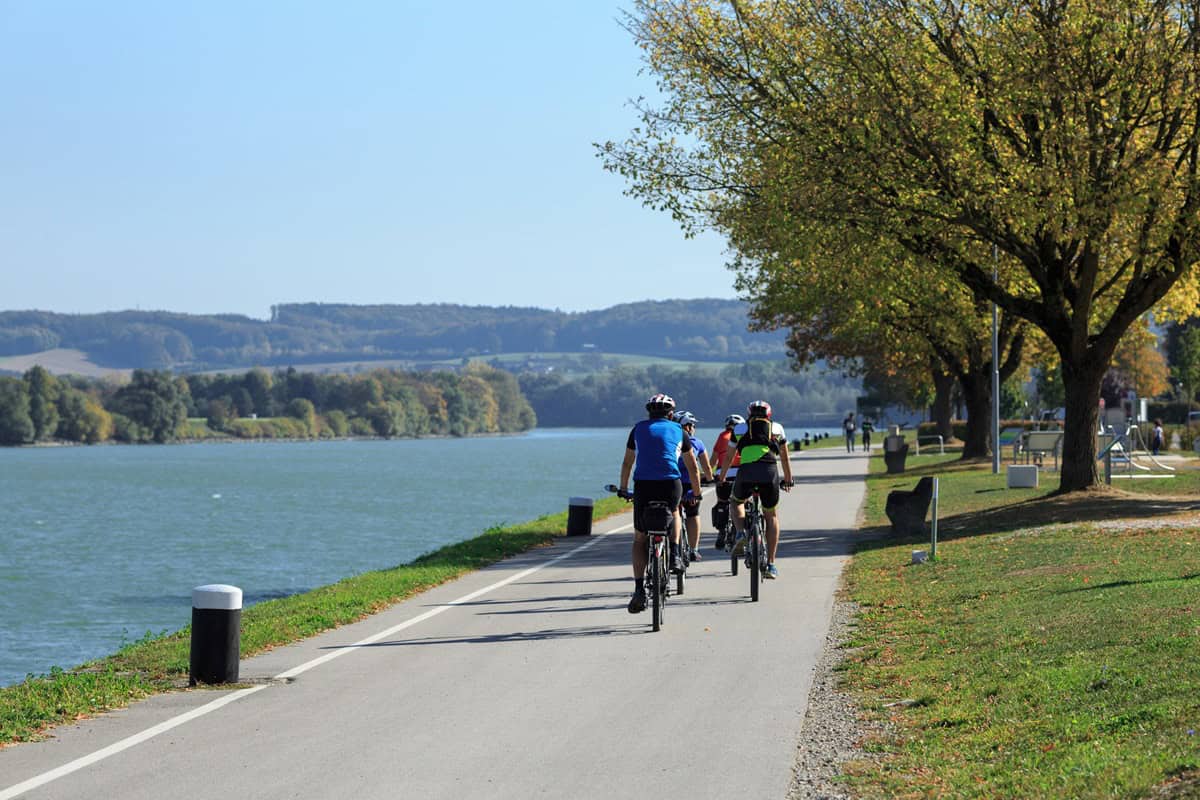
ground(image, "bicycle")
xmin=743 ymin=489 xmax=768 ymax=602
xmin=730 ymin=479 xmax=793 ymax=602
xmin=606 ymin=484 xmax=674 ymax=631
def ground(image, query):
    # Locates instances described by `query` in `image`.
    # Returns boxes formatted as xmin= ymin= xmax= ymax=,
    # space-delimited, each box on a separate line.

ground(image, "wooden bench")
xmin=1021 ymin=430 xmax=1064 ymax=470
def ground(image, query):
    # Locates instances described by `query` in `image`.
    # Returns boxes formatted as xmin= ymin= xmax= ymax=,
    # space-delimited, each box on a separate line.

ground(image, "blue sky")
xmin=0 ymin=1 xmax=733 ymax=319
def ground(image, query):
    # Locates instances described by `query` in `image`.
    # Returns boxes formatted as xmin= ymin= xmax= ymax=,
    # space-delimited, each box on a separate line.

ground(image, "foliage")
xmin=604 ymin=0 xmax=1200 ymax=491
xmin=0 ymin=299 xmax=785 ymax=370
xmin=0 ymin=377 xmax=34 ymax=445
xmin=519 ymin=359 xmax=860 ymax=427
xmin=1173 ymin=327 xmax=1200 ymax=410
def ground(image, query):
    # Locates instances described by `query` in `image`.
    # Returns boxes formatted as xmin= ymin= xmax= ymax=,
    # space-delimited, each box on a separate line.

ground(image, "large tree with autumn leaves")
xmin=602 ymin=0 xmax=1200 ymax=491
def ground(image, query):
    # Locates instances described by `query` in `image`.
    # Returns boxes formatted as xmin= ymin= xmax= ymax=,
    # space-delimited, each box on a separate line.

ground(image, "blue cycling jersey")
xmin=626 ymin=417 xmax=691 ymax=481
xmin=679 ymin=433 xmax=705 ymax=487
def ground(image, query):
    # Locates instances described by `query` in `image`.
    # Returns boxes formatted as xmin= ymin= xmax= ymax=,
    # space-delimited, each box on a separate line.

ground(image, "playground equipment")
xmin=1098 ymin=422 xmax=1175 ymax=482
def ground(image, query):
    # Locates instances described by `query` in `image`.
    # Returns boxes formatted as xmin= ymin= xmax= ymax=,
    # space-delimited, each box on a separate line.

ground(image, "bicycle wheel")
xmin=651 ymin=546 xmax=664 ymax=631
xmin=749 ymin=517 xmax=760 ymax=602
xmin=676 ymin=545 xmax=686 ymax=595
xmin=727 ymin=524 xmax=738 ymax=576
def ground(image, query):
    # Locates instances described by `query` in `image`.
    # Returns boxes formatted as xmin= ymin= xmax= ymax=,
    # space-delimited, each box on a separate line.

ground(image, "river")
xmin=0 ymin=425 xmax=840 ymax=687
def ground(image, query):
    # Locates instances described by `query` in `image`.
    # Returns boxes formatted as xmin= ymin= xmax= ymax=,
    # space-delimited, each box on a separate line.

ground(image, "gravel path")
xmin=787 ymin=596 xmax=876 ymax=800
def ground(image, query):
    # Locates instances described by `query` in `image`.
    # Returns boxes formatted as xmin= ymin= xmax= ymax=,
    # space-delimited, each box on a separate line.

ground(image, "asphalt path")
xmin=1 ymin=447 xmax=867 ymax=800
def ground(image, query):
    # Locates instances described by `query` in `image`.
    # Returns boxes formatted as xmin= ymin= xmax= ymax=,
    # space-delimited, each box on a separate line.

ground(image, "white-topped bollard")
xmin=190 ymin=584 xmax=242 ymax=685
xmin=567 ymin=497 xmax=593 ymax=536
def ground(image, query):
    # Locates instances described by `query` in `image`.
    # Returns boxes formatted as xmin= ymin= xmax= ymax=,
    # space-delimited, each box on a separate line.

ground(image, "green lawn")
xmin=843 ymin=450 xmax=1200 ymax=798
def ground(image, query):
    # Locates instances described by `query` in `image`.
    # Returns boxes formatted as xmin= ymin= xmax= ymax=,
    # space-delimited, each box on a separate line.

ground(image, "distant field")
xmin=433 ymin=352 xmax=736 ymax=371
xmin=0 ymin=349 xmax=741 ymax=378
xmin=203 ymin=351 xmax=738 ymax=376
xmin=0 ymin=349 xmax=128 ymax=378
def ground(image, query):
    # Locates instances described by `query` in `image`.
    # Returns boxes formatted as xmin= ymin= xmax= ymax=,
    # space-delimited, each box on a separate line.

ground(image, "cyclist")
xmin=709 ymin=413 xmax=744 ymax=550
xmin=716 ymin=400 xmax=793 ymax=579
xmin=673 ymin=411 xmax=715 ymax=562
xmin=618 ymin=393 xmax=703 ymax=613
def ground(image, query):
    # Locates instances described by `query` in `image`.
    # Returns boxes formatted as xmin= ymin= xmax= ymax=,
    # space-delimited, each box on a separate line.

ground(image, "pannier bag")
xmin=711 ymin=500 xmax=730 ymax=531
xmin=642 ymin=501 xmax=675 ymax=533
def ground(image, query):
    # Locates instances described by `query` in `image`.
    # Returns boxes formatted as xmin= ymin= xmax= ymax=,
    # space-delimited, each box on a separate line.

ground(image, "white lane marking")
xmin=0 ymin=686 xmax=267 ymax=800
xmin=0 ymin=522 xmax=629 ymax=798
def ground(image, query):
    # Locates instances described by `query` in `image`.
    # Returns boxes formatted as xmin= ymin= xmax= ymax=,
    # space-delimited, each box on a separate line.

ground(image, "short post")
xmin=566 ymin=496 xmax=593 ymax=536
xmin=190 ymin=584 xmax=242 ymax=685
xmin=930 ymin=477 xmax=939 ymax=560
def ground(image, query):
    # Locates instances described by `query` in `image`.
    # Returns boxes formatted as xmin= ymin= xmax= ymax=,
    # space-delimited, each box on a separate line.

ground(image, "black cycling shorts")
xmin=678 ymin=486 xmax=701 ymax=519
xmin=633 ymin=479 xmax=682 ymax=533
xmin=731 ymin=462 xmax=780 ymax=510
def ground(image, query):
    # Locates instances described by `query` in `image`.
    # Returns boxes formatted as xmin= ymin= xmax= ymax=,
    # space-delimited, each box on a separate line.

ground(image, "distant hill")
xmin=0 ymin=300 xmax=785 ymax=373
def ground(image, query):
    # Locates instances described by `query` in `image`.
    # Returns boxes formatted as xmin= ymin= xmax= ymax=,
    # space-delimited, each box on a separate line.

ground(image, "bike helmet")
xmin=748 ymin=400 xmax=772 ymax=419
xmin=675 ymin=411 xmax=698 ymax=427
xmin=645 ymin=393 xmax=676 ymax=415
xmin=724 ymin=414 xmax=745 ymax=428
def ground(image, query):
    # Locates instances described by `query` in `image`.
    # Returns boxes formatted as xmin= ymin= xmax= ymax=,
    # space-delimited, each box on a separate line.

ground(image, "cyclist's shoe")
xmin=627 ymin=588 xmax=647 ymax=613
xmin=714 ymin=532 xmax=726 ymax=550
xmin=689 ymin=548 xmax=703 ymax=562
xmin=671 ymin=554 xmax=685 ymax=574
xmin=765 ymin=564 xmax=779 ymax=579
xmin=732 ymin=535 xmax=747 ymax=556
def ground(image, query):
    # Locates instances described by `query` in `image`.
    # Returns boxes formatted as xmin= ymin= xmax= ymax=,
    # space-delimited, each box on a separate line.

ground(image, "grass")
xmin=842 ymin=449 xmax=1200 ymax=798
xmin=0 ymin=496 xmax=628 ymax=746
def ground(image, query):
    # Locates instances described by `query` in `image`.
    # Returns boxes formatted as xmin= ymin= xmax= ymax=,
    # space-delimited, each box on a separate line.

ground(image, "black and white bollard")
xmin=190 ymin=584 xmax=242 ymax=685
xmin=566 ymin=496 xmax=593 ymax=536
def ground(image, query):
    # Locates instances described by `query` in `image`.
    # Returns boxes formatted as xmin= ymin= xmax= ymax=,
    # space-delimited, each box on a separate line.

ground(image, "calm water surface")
xmin=0 ymin=425 xmax=838 ymax=687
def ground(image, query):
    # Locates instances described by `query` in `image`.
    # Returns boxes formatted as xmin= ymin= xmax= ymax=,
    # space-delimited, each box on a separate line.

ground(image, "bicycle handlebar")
xmin=604 ymin=483 xmax=633 ymax=500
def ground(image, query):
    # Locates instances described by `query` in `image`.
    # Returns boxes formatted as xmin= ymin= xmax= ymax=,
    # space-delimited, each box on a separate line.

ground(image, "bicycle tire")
xmin=749 ymin=514 xmax=761 ymax=602
xmin=726 ymin=523 xmax=738 ymax=576
xmin=652 ymin=544 xmax=664 ymax=631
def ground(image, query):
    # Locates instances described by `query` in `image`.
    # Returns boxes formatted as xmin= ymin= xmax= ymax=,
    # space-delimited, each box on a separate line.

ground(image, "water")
xmin=0 ymin=425 xmax=839 ymax=687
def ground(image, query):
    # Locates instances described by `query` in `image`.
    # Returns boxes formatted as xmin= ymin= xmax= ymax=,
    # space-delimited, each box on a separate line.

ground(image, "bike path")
xmin=0 ymin=448 xmax=868 ymax=800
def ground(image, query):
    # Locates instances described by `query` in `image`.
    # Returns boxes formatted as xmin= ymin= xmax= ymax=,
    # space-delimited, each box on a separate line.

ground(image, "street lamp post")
xmin=992 ymin=244 xmax=1000 ymax=475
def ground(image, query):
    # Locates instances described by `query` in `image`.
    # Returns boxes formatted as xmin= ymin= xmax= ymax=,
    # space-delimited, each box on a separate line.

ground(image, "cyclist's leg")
xmin=730 ymin=473 xmax=750 ymax=534
xmin=632 ymin=530 xmax=648 ymax=577
xmin=760 ymin=476 xmax=782 ymax=563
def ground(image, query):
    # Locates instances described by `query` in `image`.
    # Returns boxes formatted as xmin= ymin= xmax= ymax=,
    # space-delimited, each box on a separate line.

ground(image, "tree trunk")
xmin=930 ymin=369 xmax=955 ymax=440
xmin=959 ymin=371 xmax=991 ymax=459
xmin=1059 ymin=363 xmax=1105 ymax=491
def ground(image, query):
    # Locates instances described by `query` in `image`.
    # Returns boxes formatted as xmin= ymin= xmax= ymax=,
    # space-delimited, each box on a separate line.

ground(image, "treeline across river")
xmin=519 ymin=361 xmax=860 ymax=427
xmin=0 ymin=363 xmax=535 ymax=445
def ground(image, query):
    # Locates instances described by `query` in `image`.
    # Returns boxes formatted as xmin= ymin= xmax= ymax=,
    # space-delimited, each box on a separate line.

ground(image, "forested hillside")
xmin=520 ymin=361 xmax=859 ymax=427
xmin=0 ymin=299 xmax=784 ymax=370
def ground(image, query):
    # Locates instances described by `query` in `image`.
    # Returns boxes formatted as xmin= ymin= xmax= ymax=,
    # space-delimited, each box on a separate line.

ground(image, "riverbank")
xmin=0 ymin=495 xmax=628 ymax=745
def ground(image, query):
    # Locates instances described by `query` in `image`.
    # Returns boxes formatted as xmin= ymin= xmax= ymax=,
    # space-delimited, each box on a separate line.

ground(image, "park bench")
xmin=1020 ymin=430 xmax=1064 ymax=471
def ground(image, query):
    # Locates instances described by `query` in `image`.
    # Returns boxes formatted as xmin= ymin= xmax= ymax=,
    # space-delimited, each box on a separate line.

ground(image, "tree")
xmin=0 ymin=377 xmax=35 ymax=445
xmin=57 ymin=388 xmax=113 ymax=443
xmin=606 ymin=0 xmax=1200 ymax=491
xmin=1174 ymin=326 xmax=1200 ymax=412
xmin=285 ymin=398 xmax=317 ymax=436
xmin=1111 ymin=318 xmax=1171 ymax=401
xmin=24 ymin=365 xmax=60 ymax=441
xmin=108 ymin=370 xmax=187 ymax=443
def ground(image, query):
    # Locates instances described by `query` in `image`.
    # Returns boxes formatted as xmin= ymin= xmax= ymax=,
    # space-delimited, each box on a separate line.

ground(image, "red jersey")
xmin=712 ymin=429 xmax=742 ymax=470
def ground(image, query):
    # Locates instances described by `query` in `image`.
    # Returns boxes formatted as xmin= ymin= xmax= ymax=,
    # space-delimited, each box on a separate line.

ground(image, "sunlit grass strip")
xmin=0 ymin=495 xmax=628 ymax=745
xmin=843 ymin=458 xmax=1200 ymax=798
